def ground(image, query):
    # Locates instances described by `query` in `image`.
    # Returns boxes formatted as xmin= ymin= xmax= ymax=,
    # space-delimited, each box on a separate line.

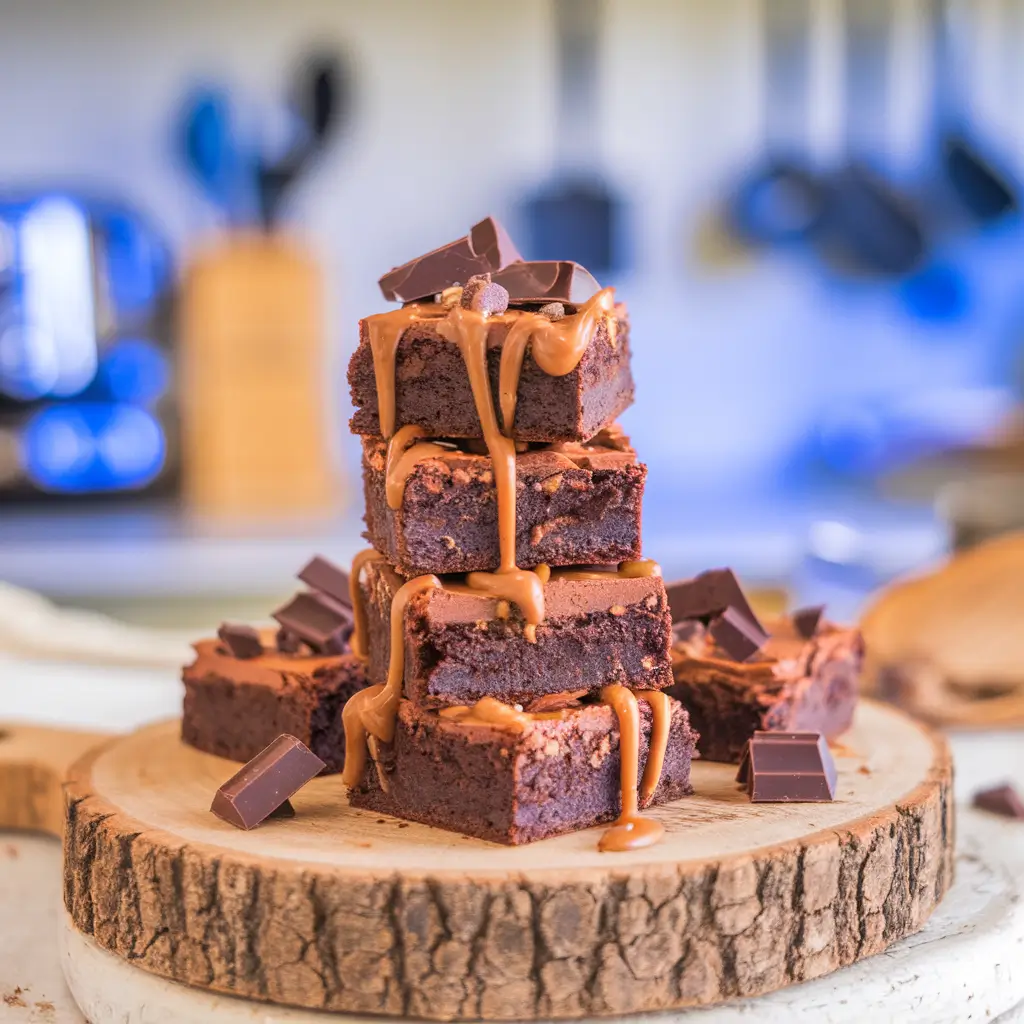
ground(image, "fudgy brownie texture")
xmin=362 ymin=425 xmax=646 ymax=577
xmin=668 ymin=618 xmax=863 ymax=763
xmin=361 ymin=559 xmax=675 ymax=708
xmin=348 ymin=306 xmax=634 ymax=442
xmin=348 ymin=697 xmax=698 ymax=844
xmin=182 ymin=638 xmax=370 ymax=773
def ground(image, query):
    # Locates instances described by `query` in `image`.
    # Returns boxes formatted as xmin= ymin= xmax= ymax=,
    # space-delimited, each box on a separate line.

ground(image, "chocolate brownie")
xmin=182 ymin=637 xmax=370 ymax=773
xmin=360 ymin=559 xmax=674 ymax=707
xmin=362 ymin=425 xmax=645 ymax=577
xmin=348 ymin=697 xmax=697 ymax=844
xmin=348 ymin=304 xmax=633 ymax=442
xmin=668 ymin=618 xmax=863 ymax=763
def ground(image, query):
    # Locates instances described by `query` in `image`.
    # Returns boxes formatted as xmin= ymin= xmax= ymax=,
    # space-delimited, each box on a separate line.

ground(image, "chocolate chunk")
xmin=378 ymin=216 xmax=522 ymax=303
xmin=709 ymin=607 xmax=768 ymax=662
xmin=736 ymin=732 xmax=836 ymax=802
xmin=210 ymin=734 xmax=325 ymax=829
xmin=275 ymin=627 xmax=302 ymax=654
xmin=216 ymin=623 xmax=263 ymax=659
xmin=268 ymin=798 xmax=296 ymax=819
xmin=537 ymin=301 xmax=566 ymax=320
xmin=972 ymin=783 xmax=1024 ymax=819
xmin=492 ymin=261 xmax=600 ymax=303
xmin=297 ymin=555 xmax=352 ymax=609
xmin=792 ymin=604 xmax=825 ymax=640
xmin=524 ymin=689 xmax=589 ymax=713
xmin=665 ymin=568 xmax=764 ymax=633
xmin=460 ymin=274 xmax=510 ymax=316
xmin=272 ymin=592 xmax=353 ymax=655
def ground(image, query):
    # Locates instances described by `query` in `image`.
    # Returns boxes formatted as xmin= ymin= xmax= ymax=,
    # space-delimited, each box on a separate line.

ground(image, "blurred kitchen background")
xmin=2 ymin=0 xmax=1024 ymax=632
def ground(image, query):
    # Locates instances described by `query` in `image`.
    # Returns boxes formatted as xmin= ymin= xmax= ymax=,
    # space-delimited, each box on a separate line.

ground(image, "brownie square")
xmin=361 ymin=559 xmax=674 ymax=708
xmin=182 ymin=638 xmax=371 ymax=773
xmin=362 ymin=425 xmax=645 ymax=577
xmin=667 ymin=618 xmax=863 ymax=763
xmin=348 ymin=697 xmax=697 ymax=844
xmin=348 ymin=305 xmax=634 ymax=442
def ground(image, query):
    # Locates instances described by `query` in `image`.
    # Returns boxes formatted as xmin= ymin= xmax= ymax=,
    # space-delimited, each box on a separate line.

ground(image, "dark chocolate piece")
xmin=268 ymin=798 xmax=296 ymax=819
xmin=349 ymin=698 xmax=697 ymax=844
xmin=273 ymin=592 xmax=353 ymax=655
xmin=792 ymin=605 xmax=825 ymax=640
xmin=665 ymin=568 xmax=764 ymax=633
xmin=297 ymin=555 xmax=352 ymax=609
xmin=210 ymin=734 xmax=325 ymax=829
xmin=709 ymin=607 xmax=769 ymax=662
xmin=360 ymin=426 xmax=645 ymax=576
xmin=378 ymin=217 xmax=522 ymax=303
xmin=972 ymin=783 xmax=1024 ymax=819
xmin=362 ymin=558 xmax=673 ymax=708
xmin=460 ymin=274 xmax=510 ymax=316
xmin=492 ymin=260 xmax=600 ymax=303
xmin=182 ymin=639 xmax=371 ymax=773
xmin=737 ymin=731 xmax=836 ymax=802
xmin=275 ymin=627 xmax=302 ymax=654
xmin=669 ymin=618 xmax=862 ymax=763
xmin=217 ymin=623 xmax=263 ymax=660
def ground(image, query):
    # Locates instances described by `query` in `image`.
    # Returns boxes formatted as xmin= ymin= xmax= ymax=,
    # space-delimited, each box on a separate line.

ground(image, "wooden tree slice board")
xmin=43 ymin=700 xmax=954 ymax=1021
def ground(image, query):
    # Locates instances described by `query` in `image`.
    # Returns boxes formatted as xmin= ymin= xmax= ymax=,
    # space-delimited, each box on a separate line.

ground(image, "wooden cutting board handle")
xmin=0 ymin=723 xmax=110 ymax=836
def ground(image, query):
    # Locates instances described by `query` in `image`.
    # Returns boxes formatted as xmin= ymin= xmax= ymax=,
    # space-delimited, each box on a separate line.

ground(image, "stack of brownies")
xmin=339 ymin=218 xmax=699 ymax=847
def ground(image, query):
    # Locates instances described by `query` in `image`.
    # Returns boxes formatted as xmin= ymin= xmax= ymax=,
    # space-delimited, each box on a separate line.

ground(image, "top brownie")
xmin=348 ymin=304 xmax=634 ymax=442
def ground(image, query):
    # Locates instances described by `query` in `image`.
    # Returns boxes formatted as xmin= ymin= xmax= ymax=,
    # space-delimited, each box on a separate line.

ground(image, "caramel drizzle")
xmin=598 ymin=684 xmax=666 ymax=853
xmin=499 ymin=288 xmax=616 ymax=432
xmin=552 ymin=558 xmax=662 ymax=583
xmin=366 ymin=304 xmax=430 ymax=439
xmin=385 ymin=424 xmax=452 ymax=509
xmin=634 ymin=690 xmax=671 ymax=803
xmin=438 ymin=696 xmax=565 ymax=728
xmin=348 ymin=548 xmax=385 ymax=660
xmin=341 ymin=574 xmax=440 ymax=786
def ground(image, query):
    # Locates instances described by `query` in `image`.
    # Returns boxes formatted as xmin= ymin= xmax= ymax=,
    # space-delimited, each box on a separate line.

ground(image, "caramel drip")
xmin=597 ymin=684 xmax=665 ymax=853
xmin=349 ymin=548 xmax=385 ymax=660
xmin=553 ymin=558 xmax=662 ymax=582
xmin=385 ymin=424 xmax=452 ymax=509
xmin=438 ymin=696 xmax=566 ymax=729
xmin=340 ymin=574 xmax=440 ymax=787
xmin=437 ymin=305 xmax=546 ymax=637
xmin=365 ymin=305 xmax=427 ymax=438
xmin=499 ymin=287 xmax=616 ymax=432
xmin=634 ymin=690 xmax=671 ymax=803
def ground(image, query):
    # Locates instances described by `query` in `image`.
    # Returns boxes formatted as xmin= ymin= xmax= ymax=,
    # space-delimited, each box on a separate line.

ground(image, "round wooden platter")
xmin=1 ymin=700 xmax=953 ymax=1021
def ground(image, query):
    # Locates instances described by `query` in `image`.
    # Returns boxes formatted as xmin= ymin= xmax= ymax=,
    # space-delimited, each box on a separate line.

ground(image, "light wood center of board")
xmin=55 ymin=700 xmax=952 ymax=1021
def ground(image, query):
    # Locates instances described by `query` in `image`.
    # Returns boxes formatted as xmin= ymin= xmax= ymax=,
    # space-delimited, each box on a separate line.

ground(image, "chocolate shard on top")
xmin=737 ymin=731 xmax=837 ymax=803
xmin=297 ymin=555 xmax=352 ymax=610
xmin=217 ymin=623 xmax=263 ymax=659
xmin=378 ymin=216 xmax=522 ymax=303
xmin=665 ymin=568 xmax=764 ymax=634
xmin=272 ymin=592 xmax=353 ymax=655
xmin=972 ymin=783 xmax=1024 ymax=820
xmin=492 ymin=260 xmax=600 ymax=304
xmin=792 ymin=604 xmax=825 ymax=640
xmin=210 ymin=733 xmax=325 ymax=830
xmin=709 ymin=607 xmax=768 ymax=663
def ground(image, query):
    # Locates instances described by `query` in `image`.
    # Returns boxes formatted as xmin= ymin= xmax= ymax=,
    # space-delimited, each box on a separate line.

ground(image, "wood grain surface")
xmin=55 ymin=703 xmax=953 ymax=1020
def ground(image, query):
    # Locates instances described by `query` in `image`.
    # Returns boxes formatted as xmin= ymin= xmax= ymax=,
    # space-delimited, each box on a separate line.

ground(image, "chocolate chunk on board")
xmin=348 ymin=698 xmax=697 ymax=844
xmin=182 ymin=637 xmax=371 ymax=773
xmin=492 ymin=260 xmax=600 ymax=304
xmin=273 ymin=592 xmax=353 ymax=654
xmin=792 ymin=604 xmax=825 ymax=640
xmin=297 ymin=555 xmax=352 ymax=609
xmin=972 ymin=783 xmax=1024 ymax=820
xmin=360 ymin=427 xmax=645 ymax=576
xmin=737 ymin=731 xmax=837 ymax=802
xmin=361 ymin=558 xmax=673 ymax=707
xmin=348 ymin=303 xmax=633 ymax=442
xmin=378 ymin=217 xmax=522 ymax=303
xmin=217 ymin=623 xmax=263 ymax=659
xmin=210 ymin=734 xmax=326 ymax=829
xmin=708 ymin=607 xmax=769 ymax=662
xmin=460 ymin=274 xmax=509 ymax=316
xmin=669 ymin=617 xmax=863 ymax=763
xmin=665 ymin=568 xmax=764 ymax=633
